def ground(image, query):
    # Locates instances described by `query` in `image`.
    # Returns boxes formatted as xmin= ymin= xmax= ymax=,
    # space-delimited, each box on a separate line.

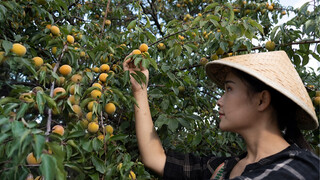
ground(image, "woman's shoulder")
xmin=244 ymin=144 xmax=320 ymax=179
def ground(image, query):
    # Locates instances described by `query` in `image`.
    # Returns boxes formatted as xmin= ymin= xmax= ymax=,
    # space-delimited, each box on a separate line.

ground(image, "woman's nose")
xmin=217 ymin=95 xmax=223 ymax=107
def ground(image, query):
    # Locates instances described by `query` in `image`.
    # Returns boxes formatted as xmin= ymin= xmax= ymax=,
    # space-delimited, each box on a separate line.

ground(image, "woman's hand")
xmin=123 ymin=54 xmax=149 ymax=93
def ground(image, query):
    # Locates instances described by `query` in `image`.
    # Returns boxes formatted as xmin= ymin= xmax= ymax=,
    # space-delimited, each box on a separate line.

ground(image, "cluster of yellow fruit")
xmin=313 ymin=91 xmax=320 ymax=106
xmin=132 ymin=43 xmax=149 ymax=55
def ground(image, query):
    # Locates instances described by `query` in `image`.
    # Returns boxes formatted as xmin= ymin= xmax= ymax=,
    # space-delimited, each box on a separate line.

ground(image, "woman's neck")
xmin=241 ymin=127 xmax=290 ymax=163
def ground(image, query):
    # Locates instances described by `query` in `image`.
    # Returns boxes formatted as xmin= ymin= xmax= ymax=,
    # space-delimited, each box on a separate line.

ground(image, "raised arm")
xmin=123 ymin=55 xmax=166 ymax=176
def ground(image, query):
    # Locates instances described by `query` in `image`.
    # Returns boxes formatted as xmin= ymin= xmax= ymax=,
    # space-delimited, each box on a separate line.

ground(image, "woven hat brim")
xmin=205 ymin=56 xmax=318 ymax=130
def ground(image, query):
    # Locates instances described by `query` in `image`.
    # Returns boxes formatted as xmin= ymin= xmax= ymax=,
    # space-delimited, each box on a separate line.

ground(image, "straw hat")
xmin=205 ymin=50 xmax=318 ymax=130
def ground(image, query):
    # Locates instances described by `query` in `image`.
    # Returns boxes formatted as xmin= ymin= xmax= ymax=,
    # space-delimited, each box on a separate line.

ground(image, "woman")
xmin=123 ymin=51 xmax=319 ymax=179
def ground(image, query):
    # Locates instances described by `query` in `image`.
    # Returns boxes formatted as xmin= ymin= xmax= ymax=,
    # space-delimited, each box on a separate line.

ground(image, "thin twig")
xmin=46 ymin=44 xmax=68 ymax=139
xmin=100 ymin=0 xmax=111 ymax=37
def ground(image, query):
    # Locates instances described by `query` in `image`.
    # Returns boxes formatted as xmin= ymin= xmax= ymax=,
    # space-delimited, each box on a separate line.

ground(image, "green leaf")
xmin=127 ymin=20 xmax=136 ymax=30
xmin=145 ymin=31 xmax=156 ymax=42
xmin=12 ymin=120 xmax=24 ymax=138
xmin=0 ymin=116 xmax=9 ymax=126
xmin=167 ymin=72 xmax=175 ymax=82
xmin=0 ymin=133 xmax=9 ymax=144
xmin=176 ymin=118 xmax=190 ymax=129
xmin=200 ymin=20 xmax=208 ymax=28
xmin=68 ymin=130 xmax=86 ymax=139
xmin=123 ymin=70 xmax=130 ymax=87
xmin=173 ymin=44 xmax=182 ymax=58
xmin=92 ymin=138 xmax=103 ymax=152
xmin=34 ymin=134 xmax=45 ymax=159
xmin=91 ymin=155 xmax=107 ymax=174
xmin=192 ymin=133 xmax=202 ymax=146
xmin=0 ymin=97 xmax=19 ymax=105
xmin=20 ymin=58 xmax=37 ymax=78
xmin=134 ymin=71 xmax=147 ymax=84
xmin=36 ymin=92 xmax=46 ymax=114
xmin=249 ymin=19 xmax=263 ymax=34
xmin=167 ymin=119 xmax=179 ymax=132
xmin=148 ymin=57 xmax=158 ymax=70
xmin=270 ymin=26 xmax=279 ymax=40
xmin=2 ymin=40 xmax=12 ymax=54
xmin=155 ymin=114 xmax=167 ymax=128
xmin=89 ymin=173 xmax=99 ymax=180
xmin=40 ymin=154 xmax=57 ymax=180
xmin=204 ymin=2 xmax=218 ymax=12
xmin=110 ymin=134 xmax=128 ymax=141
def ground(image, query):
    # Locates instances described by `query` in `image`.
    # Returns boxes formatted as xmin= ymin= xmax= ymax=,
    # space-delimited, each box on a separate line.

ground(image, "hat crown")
xmin=205 ymin=51 xmax=318 ymax=130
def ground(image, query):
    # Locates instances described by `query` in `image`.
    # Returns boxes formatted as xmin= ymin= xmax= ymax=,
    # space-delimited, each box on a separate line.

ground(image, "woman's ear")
xmin=257 ymin=90 xmax=271 ymax=111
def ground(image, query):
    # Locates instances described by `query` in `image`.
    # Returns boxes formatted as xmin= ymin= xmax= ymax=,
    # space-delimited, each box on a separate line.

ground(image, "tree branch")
xmin=46 ymin=44 xmax=68 ymax=140
xmin=100 ymin=0 xmax=111 ymax=37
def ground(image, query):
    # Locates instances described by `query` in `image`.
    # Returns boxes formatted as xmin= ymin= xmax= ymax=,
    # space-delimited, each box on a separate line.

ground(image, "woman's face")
xmin=217 ymin=72 xmax=260 ymax=133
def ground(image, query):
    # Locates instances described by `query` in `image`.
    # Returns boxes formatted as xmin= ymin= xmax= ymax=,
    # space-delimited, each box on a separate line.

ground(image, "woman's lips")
xmin=219 ymin=112 xmax=225 ymax=117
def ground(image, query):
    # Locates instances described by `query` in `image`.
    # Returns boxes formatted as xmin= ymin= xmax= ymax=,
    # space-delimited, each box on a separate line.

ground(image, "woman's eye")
xmin=226 ymin=87 xmax=232 ymax=91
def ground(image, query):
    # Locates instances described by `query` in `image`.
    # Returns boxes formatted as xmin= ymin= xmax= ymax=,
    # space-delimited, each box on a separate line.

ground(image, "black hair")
xmin=231 ymin=69 xmax=312 ymax=150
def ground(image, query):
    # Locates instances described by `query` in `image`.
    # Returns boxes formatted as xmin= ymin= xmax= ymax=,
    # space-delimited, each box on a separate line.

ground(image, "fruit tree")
xmin=0 ymin=0 xmax=319 ymax=179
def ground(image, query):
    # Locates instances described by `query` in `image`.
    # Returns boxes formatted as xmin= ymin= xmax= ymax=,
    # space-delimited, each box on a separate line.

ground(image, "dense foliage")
xmin=0 ymin=0 xmax=319 ymax=179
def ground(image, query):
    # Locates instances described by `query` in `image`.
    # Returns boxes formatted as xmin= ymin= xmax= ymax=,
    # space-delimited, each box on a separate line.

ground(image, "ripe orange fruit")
xmin=0 ymin=51 xmax=7 ymax=63
xmin=46 ymin=24 xmax=52 ymax=29
xmin=88 ymin=122 xmax=99 ymax=133
xmin=80 ymin=51 xmax=86 ymax=57
xmin=314 ymin=97 xmax=320 ymax=106
xmin=27 ymin=152 xmax=41 ymax=165
xmin=281 ymin=10 xmax=286 ymax=15
xmin=97 ymin=134 xmax=105 ymax=141
xmin=11 ymin=43 xmax=26 ymax=56
xmin=266 ymin=41 xmax=275 ymax=51
xmin=268 ymin=5 xmax=274 ymax=11
xmin=100 ymin=64 xmax=110 ymax=73
xmin=80 ymin=119 xmax=89 ymax=128
xmin=59 ymin=65 xmax=72 ymax=76
xmin=32 ymin=57 xmax=44 ymax=67
xmin=91 ymin=90 xmax=102 ymax=99
xmin=92 ymin=83 xmax=103 ymax=90
xmin=69 ymin=84 xmax=76 ymax=95
xmin=52 ymin=47 xmax=57 ymax=55
xmin=99 ymin=73 xmax=108 ymax=82
xmin=50 ymin=25 xmax=60 ymax=36
xmin=100 ymin=56 xmax=108 ymax=63
xmin=87 ymin=101 xmax=98 ymax=111
xmin=86 ymin=112 xmax=98 ymax=121
xmin=53 ymin=87 xmax=66 ymax=98
xmin=200 ymin=57 xmax=208 ymax=66
xmin=105 ymin=19 xmax=111 ymax=26
xmin=139 ymin=43 xmax=148 ymax=52
xmin=52 ymin=125 xmax=64 ymax=136
xmin=71 ymin=74 xmax=82 ymax=83
xmin=105 ymin=103 xmax=116 ymax=115
xmin=216 ymin=47 xmax=224 ymax=55
xmin=68 ymin=95 xmax=79 ymax=105
xmin=92 ymin=67 xmax=100 ymax=73
xmin=178 ymin=35 xmax=185 ymax=41
xmin=72 ymin=104 xmax=82 ymax=116
xmin=157 ymin=43 xmax=166 ymax=50
xmin=105 ymin=125 xmax=114 ymax=134
xmin=132 ymin=49 xmax=141 ymax=55
xmin=67 ymin=35 xmax=74 ymax=44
